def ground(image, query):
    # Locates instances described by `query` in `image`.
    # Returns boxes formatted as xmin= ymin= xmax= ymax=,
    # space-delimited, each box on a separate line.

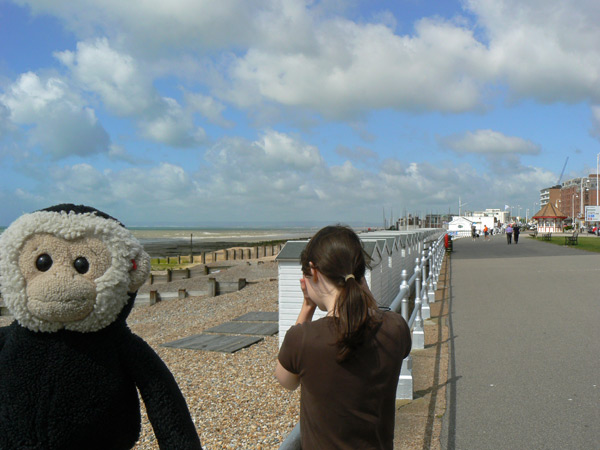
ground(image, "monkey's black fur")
xmin=0 ymin=294 xmax=201 ymax=449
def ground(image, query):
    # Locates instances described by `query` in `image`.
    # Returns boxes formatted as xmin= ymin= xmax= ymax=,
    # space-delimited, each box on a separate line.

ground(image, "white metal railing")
xmin=278 ymin=231 xmax=447 ymax=449
xmin=394 ymin=233 xmax=446 ymax=399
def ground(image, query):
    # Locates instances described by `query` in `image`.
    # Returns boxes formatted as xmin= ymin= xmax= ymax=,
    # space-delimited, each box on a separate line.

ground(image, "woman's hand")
xmin=300 ymin=277 xmax=317 ymax=309
xmin=296 ymin=277 xmax=317 ymax=324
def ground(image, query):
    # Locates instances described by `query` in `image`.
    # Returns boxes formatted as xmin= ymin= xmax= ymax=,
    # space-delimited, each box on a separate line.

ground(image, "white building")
xmin=447 ymin=216 xmax=475 ymax=236
xmin=469 ymin=209 xmax=509 ymax=226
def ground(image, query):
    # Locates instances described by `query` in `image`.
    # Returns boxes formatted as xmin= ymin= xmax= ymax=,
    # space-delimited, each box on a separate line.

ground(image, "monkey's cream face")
xmin=18 ymin=234 xmax=112 ymax=323
xmin=0 ymin=209 xmax=151 ymax=332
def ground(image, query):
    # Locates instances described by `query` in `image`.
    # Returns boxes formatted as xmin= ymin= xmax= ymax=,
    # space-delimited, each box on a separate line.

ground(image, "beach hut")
xmin=361 ymin=239 xmax=388 ymax=305
xmin=533 ymin=203 xmax=567 ymax=233
xmin=360 ymin=232 xmax=403 ymax=304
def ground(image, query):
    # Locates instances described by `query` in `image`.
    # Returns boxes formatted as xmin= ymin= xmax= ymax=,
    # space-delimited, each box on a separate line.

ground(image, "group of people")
xmin=471 ymin=223 xmax=521 ymax=244
xmin=276 ymin=225 xmax=412 ymax=449
xmin=505 ymin=223 xmax=521 ymax=244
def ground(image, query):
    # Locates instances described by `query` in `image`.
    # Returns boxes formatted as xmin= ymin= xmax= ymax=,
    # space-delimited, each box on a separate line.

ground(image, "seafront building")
xmin=539 ymin=174 xmax=600 ymax=227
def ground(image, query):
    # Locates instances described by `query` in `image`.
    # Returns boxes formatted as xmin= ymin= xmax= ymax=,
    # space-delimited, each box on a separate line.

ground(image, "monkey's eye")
xmin=35 ymin=254 xmax=53 ymax=272
xmin=73 ymin=257 xmax=89 ymax=274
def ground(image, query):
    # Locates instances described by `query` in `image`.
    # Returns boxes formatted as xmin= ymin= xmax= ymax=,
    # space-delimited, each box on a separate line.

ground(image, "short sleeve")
xmin=385 ymin=311 xmax=412 ymax=360
xmin=278 ymin=323 xmax=304 ymax=375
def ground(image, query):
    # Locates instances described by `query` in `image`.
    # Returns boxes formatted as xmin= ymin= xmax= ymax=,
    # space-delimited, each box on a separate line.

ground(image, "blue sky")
xmin=1 ymin=0 xmax=599 ymax=227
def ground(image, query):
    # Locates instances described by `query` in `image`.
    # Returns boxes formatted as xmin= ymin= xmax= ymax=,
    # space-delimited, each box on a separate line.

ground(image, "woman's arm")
xmin=275 ymin=278 xmax=315 ymax=391
xmin=275 ymin=360 xmax=300 ymax=391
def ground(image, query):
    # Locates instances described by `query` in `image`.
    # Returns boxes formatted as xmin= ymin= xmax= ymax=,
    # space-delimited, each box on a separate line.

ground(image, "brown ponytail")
xmin=301 ymin=225 xmax=381 ymax=362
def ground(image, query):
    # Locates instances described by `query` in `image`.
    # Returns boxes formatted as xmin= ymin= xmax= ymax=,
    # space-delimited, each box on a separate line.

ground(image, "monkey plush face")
xmin=0 ymin=208 xmax=150 ymax=332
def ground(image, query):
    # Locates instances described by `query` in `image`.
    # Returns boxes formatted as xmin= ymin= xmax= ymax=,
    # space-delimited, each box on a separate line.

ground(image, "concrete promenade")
xmin=440 ymin=234 xmax=600 ymax=449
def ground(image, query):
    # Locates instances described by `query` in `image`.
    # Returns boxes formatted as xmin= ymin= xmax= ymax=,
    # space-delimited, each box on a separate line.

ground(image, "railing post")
xmin=420 ymin=250 xmax=430 ymax=319
xmin=427 ymin=248 xmax=435 ymax=304
xmin=400 ymin=270 xmax=409 ymax=321
xmin=413 ymin=258 xmax=424 ymax=349
xmin=397 ymin=268 xmax=413 ymax=400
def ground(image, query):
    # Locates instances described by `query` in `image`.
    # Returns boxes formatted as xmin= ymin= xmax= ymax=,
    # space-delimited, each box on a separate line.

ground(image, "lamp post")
xmin=572 ymin=193 xmax=579 ymax=228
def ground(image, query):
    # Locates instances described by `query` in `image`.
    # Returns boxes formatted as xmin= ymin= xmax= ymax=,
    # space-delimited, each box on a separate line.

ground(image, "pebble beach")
xmin=130 ymin=258 xmax=298 ymax=450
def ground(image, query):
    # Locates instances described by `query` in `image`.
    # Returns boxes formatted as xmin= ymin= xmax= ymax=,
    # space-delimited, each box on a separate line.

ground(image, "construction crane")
xmin=557 ymin=156 xmax=569 ymax=185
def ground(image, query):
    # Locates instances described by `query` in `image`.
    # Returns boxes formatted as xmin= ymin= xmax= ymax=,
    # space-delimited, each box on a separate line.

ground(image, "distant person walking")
xmin=513 ymin=224 xmax=520 ymax=244
xmin=506 ymin=224 xmax=513 ymax=244
xmin=483 ymin=225 xmax=489 ymax=240
xmin=471 ymin=226 xmax=477 ymax=241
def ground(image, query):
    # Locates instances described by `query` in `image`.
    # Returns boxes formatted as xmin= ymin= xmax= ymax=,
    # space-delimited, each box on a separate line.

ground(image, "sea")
xmin=0 ymin=225 xmax=320 ymax=257
xmin=129 ymin=226 xmax=318 ymax=246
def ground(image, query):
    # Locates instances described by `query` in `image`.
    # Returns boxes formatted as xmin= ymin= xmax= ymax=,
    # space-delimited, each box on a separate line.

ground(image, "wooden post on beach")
xmin=178 ymin=288 xmax=187 ymax=299
xmin=201 ymin=252 xmax=206 ymax=264
xmin=208 ymin=278 xmax=217 ymax=297
xmin=149 ymin=290 xmax=159 ymax=305
xmin=167 ymin=269 xmax=172 ymax=282
xmin=225 ymin=249 xmax=229 ymax=261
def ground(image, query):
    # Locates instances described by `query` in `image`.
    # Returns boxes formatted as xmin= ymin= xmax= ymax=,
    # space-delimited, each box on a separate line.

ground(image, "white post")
xmin=400 ymin=270 xmax=409 ymax=321
xmin=412 ymin=258 xmax=424 ymax=349
xmin=596 ymin=153 xmax=600 ymax=207
xmin=420 ymin=250 xmax=430 ymax=320
xmin=427 ymin=248 xmax=435 ymax=304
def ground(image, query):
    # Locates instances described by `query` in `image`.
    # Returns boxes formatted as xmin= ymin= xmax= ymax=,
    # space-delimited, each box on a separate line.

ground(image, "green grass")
xmin=150 ymin=258 xmax=192 ymax=271
xmin=532 ymin=235 xmax=600 ymax=253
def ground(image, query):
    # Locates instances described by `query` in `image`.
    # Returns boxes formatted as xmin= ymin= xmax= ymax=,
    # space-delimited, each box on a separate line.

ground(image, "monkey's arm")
xmin=121 ymin=332 xmax=202 ymax=450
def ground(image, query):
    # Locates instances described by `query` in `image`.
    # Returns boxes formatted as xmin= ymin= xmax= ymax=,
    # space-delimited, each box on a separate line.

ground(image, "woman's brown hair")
xmin=300 ymin=225 xmax=381 ymax=362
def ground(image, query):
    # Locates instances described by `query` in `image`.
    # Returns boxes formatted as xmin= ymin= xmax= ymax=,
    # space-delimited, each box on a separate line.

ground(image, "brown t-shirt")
xmin=278 ymin=311 xmax=411 ymax=449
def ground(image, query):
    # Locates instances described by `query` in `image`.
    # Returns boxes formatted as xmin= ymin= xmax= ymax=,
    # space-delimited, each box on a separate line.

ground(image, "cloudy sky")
xmin=1 ymin=0 xmax=599 ymax=227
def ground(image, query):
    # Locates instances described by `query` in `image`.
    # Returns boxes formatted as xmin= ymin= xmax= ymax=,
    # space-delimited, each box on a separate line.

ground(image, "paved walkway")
xmin=440 ymin=234 xmax=600 ymax=449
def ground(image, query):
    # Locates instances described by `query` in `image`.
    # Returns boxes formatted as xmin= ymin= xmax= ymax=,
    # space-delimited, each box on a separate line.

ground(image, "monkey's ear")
xmin=128 ymin=250 xmax=151 ymax=292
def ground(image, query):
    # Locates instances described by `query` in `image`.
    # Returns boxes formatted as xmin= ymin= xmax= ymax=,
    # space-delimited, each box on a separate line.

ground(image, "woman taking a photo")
xmin=276 ymin=225 xmax=411 ymax=449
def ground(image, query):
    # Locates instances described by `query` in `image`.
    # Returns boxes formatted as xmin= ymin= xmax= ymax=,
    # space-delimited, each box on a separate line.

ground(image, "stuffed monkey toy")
xmin=0 ymin=204 xmax=202 ymax=450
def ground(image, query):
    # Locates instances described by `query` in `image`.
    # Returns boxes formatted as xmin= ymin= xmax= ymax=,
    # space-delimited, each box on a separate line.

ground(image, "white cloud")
xmin=467 ymin=0 xmax=600 ymax=103
xmin=225 ymin=17 xmax=491 ymax=117
xmin=0 ymin=72 xmax=110 ymax=158
xmin=3 ymin=140 xmax=557 ymax=225
xmin=17 ymin=0 xmax=260 ymax=54
xmin=56 ymin=39 xmax=208 ymax=148
xmin=55 ymin=38 xmax=157 ymax=116
xmin=206 ymin=130 xmax=323 ymax=174
xmin=185 ymin=92 xmax=234 ymax=128
xmin=441 ymin=129 xmax=540 ymax=155
xmin=138 ymin=98 xmax=207 ymax=148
